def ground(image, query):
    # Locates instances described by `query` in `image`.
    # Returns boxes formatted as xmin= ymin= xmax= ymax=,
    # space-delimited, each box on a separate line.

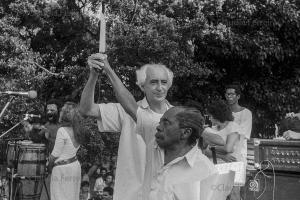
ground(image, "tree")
xmin=1 ymin=0 xmax=299 ymax=161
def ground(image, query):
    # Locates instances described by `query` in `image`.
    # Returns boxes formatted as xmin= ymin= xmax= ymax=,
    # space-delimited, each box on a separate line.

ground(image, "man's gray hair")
xmin=135 ymin=64 xmax=174 ymax=90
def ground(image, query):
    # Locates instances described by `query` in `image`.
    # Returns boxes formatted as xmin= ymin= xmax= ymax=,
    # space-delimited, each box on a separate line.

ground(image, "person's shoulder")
xmin=227 ymin=121 xmax=240 ymax=132
xmin=195 ymin=151 xmax=217 ymax=171
xmin=229 ymin=121 xmax=239 ymax=127
xmin=241 ymin=107 xmax=252 ymax=114
xmin=57 ymin=127 xmax=69 ymax=135
xmin=57 ymin=126 xmax=64 ymax=132
xmin=98 ymin=102 xmax=120 ymax=108
xmin=98 ymin=102 xmax=127 ymax=115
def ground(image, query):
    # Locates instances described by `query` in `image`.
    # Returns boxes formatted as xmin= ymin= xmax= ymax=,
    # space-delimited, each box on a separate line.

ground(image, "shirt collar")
xmin=138 ymin=97 xmax=150 ymax=109
xmin=138 ymin=97 xmax=172 ymax=110
xmin=184 ymin=144 xmax=200 ymax=168
xmin=154 ymin=141 xmax=200 ymax=168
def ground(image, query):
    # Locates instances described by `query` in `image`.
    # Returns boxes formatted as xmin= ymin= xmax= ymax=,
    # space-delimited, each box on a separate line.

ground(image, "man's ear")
xmin=139 ymin=84 xmax=145 ymax=92
xmin=237 ymin=94 xmax=241 ymax=100
xmin=181 ymin=128 xmax=192 ymax=140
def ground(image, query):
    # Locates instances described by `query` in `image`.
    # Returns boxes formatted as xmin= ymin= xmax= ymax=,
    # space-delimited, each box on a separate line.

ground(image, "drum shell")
xmin=13 ymin=177 xmax=44 ymax=200
xmin=17 ymin=143 xmax=46 ymax=177
xmin=6 ymin=141 xmax=33 ymax=167
xmin=0 ymin=140 xmax=7 ymax=165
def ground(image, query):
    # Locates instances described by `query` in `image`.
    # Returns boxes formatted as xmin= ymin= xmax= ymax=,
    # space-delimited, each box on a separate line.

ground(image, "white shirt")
xmin=209 ymin=122 xmax=244 ymax=163
xmin=97 ymin=98 xmax=172 ymax=200
xmin=137 ymin=98 xmax=173 ymax=146
xmin=51 ymin=127 xmax=80 ymax=162
xmin=232 ymin=108 xmax=252 ymax=140
xmin=232 ymin=108 xmax=252 ymax=160
xmin=143 ymin=141 xmax=217 ymax=200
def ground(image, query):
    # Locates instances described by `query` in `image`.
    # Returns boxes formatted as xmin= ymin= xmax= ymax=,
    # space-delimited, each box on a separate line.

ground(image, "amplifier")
xmin=242 ymin=170 xmax=300 ymax=200
xmin=254 ymin=138 xmax=300 ymax=172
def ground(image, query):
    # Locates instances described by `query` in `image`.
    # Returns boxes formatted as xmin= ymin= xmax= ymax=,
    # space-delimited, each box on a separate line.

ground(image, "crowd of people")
xmin=6 ymin=52 xmax=299 ymax=200
xmin=79 ymin=162 xmax=115 ymax=200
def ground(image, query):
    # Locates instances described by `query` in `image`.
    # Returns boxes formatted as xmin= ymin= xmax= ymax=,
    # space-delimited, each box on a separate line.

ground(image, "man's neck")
xmin=229 ymin=103 xmax=243 ymax=113
xmin=164 ymin=143 xmax=193 ymax=165
xmin=148 ymin=99 xmax=168 ymax=114
xmin=46 ymin=121 xmax=58 ymax=126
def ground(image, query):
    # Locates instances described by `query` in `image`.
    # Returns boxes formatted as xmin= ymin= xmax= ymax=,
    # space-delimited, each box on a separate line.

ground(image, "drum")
xmin=15 ymin=177 xmax=44 ymax=200
xmin=0 ymin=140 xmax=7 ymax=165
xmin=17 ymin=143 xmax=46 ymax=177
xmin=7 ymin=140 xmax=33 ymax=168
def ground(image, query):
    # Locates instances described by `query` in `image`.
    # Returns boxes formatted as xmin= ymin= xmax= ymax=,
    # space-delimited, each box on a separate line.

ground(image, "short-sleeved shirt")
xmin=210 ymin=122 xmax=244 ymax=163
xmin=97 ymin=98 xmax=172 ymax=200
xmin=232 ymin=108 xmax=252 ymax=160
xmin=232 ymin=108 xmax=252 ymax=140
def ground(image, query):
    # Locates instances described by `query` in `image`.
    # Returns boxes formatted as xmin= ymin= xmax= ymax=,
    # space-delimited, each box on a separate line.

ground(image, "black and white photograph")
xmin=0 ymin=0 xmax=300 ymax=200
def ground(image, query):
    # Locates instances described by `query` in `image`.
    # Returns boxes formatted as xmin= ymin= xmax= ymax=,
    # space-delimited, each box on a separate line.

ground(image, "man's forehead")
xmin=162 ymin=107 xmax=182 ymax=120
xmin=226 ymin=88 xmax=236 ymax=93
xmin=47 ymin=104 xmax=58 ymax=110
xmin=146 ymin=67 xmax=168 ymax=79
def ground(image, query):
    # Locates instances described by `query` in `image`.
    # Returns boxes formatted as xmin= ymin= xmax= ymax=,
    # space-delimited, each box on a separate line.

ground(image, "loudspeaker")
xmin=242 ymin=170 xmax=300 ymax=200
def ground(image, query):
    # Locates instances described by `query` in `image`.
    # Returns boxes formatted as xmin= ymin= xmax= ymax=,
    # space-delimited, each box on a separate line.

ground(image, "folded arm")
xmin=215 ymin=132 xmax=239 ymax=154
xmin=204 ymin=149 xmax=237 ymax=162
xmin=283 ymin=130 xmax=300 ymax=140
xmin=202 ymin=128 xmax=225 ymax=146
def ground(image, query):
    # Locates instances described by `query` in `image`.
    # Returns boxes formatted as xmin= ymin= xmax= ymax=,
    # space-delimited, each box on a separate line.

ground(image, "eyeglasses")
xmin=225 ymin=93 xmax=237 ymax=97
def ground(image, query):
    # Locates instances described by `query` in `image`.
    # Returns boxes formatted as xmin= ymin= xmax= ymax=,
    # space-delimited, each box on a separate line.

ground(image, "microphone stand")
xmin=0 ymin=120 xmax=25 ymax=139
xmin=0 ymin=96 xmax=15 ymax=123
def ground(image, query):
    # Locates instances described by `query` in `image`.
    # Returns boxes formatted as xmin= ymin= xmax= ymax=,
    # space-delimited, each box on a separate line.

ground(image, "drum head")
xmin=18 ymin=140 xmax=33 ymax=145
xmin=8 ymin=140 xmax=33 ymax=146
xmin=19 ymin=142 xmax=46 ymax=149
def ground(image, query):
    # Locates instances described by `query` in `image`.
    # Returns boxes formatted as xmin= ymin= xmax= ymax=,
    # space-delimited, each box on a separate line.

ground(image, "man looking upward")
xmin=143 ymin=106 xmax=217 ymax=200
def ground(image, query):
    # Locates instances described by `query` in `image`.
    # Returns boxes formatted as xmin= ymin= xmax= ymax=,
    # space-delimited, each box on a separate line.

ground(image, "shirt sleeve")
xmin=240 ymin=109 xmax=252 ymax=139
xmin=51 ymin=127 xmax=66 ymax=157
xmin=97 ymin=103 xmax=127 ymax=132
xmin=136 ymin=107 xmax=144 ymax=137
xmin=230 ymin=122 xmax=242 ymax=135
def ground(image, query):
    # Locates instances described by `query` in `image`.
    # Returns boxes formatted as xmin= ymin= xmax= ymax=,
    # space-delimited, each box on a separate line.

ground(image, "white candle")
xmin=99 ymin=4 xmax=106 ymax=53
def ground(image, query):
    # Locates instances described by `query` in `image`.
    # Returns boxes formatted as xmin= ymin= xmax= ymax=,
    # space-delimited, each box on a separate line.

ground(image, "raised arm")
xmin=88 ymin=53 xmax=138 ymax=121
xmin=79 ymin=56 xmax=101 ymax=118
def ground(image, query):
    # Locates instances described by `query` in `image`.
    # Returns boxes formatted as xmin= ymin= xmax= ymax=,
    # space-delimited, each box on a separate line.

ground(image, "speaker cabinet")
xmin=243 ymin=170 xmax=300 ymax=200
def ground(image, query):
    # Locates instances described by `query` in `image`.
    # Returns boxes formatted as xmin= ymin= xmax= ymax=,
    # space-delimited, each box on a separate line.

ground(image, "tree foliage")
xmin=1 ymin=0 xmax=300 ymax=162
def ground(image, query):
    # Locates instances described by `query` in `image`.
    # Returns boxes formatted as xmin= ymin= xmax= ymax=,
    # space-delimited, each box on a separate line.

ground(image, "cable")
xmin=254 ymin=166 xmax=267 ymax=199
xmin=253 ymin=160 xmax=275 ymax=200
xmin=265 ymin=160 xmax=275 ymax=200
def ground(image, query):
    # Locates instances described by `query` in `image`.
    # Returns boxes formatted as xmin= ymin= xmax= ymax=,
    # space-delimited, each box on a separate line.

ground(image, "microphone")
xmin=0 ymin=90 xmax=37 ymax=99
xmin=25 ymin=114 xmax=41 ymax=118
